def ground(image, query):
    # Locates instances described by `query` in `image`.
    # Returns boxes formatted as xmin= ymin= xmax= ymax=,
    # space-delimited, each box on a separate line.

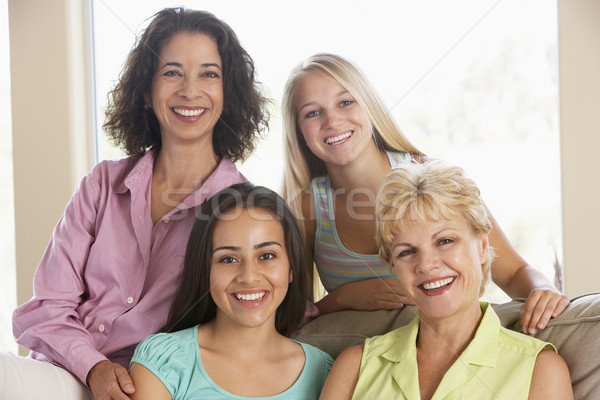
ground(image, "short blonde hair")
xmin=375 ymin=160 xmax=494 ymax=295
xmin=281 ymin=53 xmax=422 ymax=233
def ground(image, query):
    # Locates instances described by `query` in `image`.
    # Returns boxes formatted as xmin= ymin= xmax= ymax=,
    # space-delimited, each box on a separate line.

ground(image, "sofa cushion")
xmin=293 ymin=293 xmax=600 ymax=400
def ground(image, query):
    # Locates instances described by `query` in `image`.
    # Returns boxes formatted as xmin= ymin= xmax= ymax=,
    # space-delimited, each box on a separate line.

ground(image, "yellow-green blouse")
xmin=352 ymin=303 xmax=556 ymax=400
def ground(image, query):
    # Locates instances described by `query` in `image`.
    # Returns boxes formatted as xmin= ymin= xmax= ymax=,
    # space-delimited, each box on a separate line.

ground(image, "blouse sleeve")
xmin=130 ymin=330 xmax=197 ymax=398
xmin=301 ymin=343 xmax=334 ymax=390
xmin=12 ymin=165 xmax=106 ymax=383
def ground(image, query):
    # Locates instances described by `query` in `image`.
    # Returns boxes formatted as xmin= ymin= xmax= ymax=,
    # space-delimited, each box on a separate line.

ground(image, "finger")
xmin=93 ymin=382 xmax=130 ymax=400
xmin=552 ymin=296 xmax=570 ymax=318
xmin=116 ymin=369 xmax=135 ymax=395
xmin=520 ymin=296 xmax=540 ymax=334
xmin=534 ymin=303 xmax=557 ymax=331
xmin=523 ymin=292 xmax=557 ymax=334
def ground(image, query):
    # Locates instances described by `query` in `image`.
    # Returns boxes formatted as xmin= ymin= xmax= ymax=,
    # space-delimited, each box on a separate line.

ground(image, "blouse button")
xmin=127 ymin=297 xmax=134 ymax=304
xmin=98 ymin=324 xmax=105 ymax=332
xmin=163 ymin=217 xmax=170 ymax=223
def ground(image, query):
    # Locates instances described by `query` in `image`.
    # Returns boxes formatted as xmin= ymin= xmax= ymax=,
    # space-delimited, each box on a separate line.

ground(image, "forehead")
xmin=393 ymin=210 xmax=471 ymax=239
xmin=159 ymin=32 xmax=220 ymax=63
xmin=212 ymin=208 xmax=283 ymax=242
xmin=295 ymin=71 xmax=346 ymax=102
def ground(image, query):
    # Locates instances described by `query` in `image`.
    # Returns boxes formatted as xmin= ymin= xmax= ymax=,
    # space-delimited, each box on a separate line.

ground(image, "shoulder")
xmin=89 ymin=155 xmax=140 ymax=178
xmin=131 ymin=327 xmax=197 ymax=368
xmin=530 ymin=349 xmax=573 ymax=399
xmin=497 ymin=326 xmax=555 ymax=357
xmin=336 ymin=343 xmax=364 ymax=367
xmin=386 ymin=150 xmax=413 ymax=166
xmin=84 ymin=155 xmax=142 ymax=191
xmin=299 ymin=342 xmax=334 ymax=371
xmin=318 ymin=344 xmax=363 ymax=400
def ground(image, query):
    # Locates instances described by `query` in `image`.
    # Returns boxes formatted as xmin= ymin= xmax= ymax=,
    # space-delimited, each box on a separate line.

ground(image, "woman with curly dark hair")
xmin=8 ymin=7 xmax=270 ymax=400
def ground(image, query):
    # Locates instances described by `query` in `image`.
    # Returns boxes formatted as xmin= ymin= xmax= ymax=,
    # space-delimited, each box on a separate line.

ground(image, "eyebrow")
xmin=391 ymin=227 xmax=460 ymax=250
xmin=297 ymin=90 xmax=351 ymax=112
xmin=159 ymin=61 xmax=222 ymax=70
xmin=212 ymin=241 xmax=283 ymax=254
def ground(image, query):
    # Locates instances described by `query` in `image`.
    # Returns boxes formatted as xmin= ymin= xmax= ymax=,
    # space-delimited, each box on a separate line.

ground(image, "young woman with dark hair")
xmin=129 ymin=183 xmax=333 ymax=399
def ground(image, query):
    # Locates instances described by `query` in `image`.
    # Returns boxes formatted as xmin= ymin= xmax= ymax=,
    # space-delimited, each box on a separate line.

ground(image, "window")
xmin=92 ymin=0 xmax=561 ymax=302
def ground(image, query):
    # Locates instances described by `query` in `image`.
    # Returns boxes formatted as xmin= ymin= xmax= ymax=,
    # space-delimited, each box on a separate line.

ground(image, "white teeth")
xmin=422 ymin=277 xmax=455 ymax=290
xmin=325 ymin=131 xmax=352 ymax=145
xmin=235 ymin=292 xmax=266 ymax=301
xmin=173 ymin=108 xmax=206 ymax=117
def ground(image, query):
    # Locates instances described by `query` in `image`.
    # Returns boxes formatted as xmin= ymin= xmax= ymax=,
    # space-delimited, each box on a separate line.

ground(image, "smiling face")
xmin=294 ymin=70 xmax=378 ymax=167
xmin=391 ymin=212 xmax=489 ymax=323
xmin=209 ymin=208 xmax=292 ymax=330
xmin=149 ymin=32 xmax=223 ymax=149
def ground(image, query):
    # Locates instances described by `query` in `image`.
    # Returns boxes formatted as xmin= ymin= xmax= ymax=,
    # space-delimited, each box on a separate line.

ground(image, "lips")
xmin=234 ymin=291 xmax=266 ymax=302
xmin=420 ymin=277 xmax=455 ymax=291
xmin=324 ymin=131 xmax=353 ymax=146
xmin=172 ymin=107 xmax=206 ymax=117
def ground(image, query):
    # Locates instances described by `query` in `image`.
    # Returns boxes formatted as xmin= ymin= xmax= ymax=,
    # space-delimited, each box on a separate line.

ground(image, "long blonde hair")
xmin=281 ymin=53 xmax=423 ymax=231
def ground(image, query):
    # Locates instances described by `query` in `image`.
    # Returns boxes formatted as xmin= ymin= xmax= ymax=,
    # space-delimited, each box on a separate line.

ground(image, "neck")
xmin=417 ymin=302 xmax=483 ymax=355
xmin=153 ymin=142 xmax=219 ymax=190
xmin=203 ymin=316 xmax=287 ymax=358
xmin=326 ymin=150 xmax=391 ymax=195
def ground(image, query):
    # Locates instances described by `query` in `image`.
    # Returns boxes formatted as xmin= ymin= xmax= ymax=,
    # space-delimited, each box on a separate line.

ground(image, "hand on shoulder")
xmin=520 ymin=288 xmax=570 ymax=334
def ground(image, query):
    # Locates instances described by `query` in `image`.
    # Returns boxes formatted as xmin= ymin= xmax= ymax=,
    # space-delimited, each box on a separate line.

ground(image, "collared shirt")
xmin=353 ymin=303 xmax=555 ymax=399
xmin=13 ymin=151 xmax=246 ymax=384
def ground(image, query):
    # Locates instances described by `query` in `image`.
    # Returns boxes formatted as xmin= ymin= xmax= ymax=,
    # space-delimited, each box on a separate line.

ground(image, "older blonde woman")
xmin=320 ymin=161 xmax=573 ymax=399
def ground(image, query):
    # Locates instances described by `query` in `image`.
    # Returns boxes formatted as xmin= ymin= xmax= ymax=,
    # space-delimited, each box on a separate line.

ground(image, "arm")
xmin=485 ymin=205 xmax=569 ymax=333
xmin=12 ymin=170 xmax=103 ymax=380
xmin=319 ymin=344 xmax=363 ymax=400
xmin=129 ymin=363 xmax=172 ymax=400
xmin=528 ymin=349 xmax=573 ymax=400
xmin=315 ymin=278 xmax=409 ymax=314
xmin=13 ymin=166 xmax=137 ymax=399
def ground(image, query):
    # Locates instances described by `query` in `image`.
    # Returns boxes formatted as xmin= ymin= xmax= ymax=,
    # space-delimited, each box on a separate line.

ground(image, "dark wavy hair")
xmin=166 ymin=183 xmax=308 ymax=337
xmin=103 ymin=7 xmax=270 ymax=161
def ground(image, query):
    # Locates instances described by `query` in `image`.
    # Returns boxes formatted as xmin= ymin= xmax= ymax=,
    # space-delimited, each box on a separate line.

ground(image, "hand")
xmin=329 ymin=278 xmax=411 ymax=312
xmin=87 ymin=360 xmax=135 ymax=400
xmin=520 ymin=288 xmax=570 ymax=334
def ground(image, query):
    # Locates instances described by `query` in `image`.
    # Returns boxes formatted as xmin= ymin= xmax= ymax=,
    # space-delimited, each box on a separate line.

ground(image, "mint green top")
xmin=131 ymin=325 xmax=333 ymax=400
xmin=352 ymin=303 xmax=556 ymax=399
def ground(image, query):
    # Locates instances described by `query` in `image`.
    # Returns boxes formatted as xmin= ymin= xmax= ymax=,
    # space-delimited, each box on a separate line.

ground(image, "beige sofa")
xmin=294 ymin=292 xmax=600 ymax=399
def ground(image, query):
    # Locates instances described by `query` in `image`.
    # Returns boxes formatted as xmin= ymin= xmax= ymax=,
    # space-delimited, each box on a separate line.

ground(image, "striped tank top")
xmin=311 ymin=151 xmax=412 ymax=292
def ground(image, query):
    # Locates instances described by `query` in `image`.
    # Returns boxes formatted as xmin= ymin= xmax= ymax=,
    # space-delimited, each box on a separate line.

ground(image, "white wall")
xmin=9 ymin=0 xmax=92 ymax=353
xmin=558 ymin=0 xmax=600 ymax=297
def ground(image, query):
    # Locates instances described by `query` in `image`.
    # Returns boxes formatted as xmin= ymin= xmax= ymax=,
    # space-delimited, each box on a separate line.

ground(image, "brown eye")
xmin=259 ymin=252 xmax=276 ymax=261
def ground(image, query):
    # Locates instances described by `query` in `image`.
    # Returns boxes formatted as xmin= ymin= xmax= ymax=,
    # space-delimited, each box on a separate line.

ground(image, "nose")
xmin=415 ymin=248 xmax=442 ymax=274
xmin=322 ymin=108 xmax=342 ymax=129
xmin=236 ymin=258 xmax=260 ymax=283
xmin=179 ymin=76 xmax=201 ymax=100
